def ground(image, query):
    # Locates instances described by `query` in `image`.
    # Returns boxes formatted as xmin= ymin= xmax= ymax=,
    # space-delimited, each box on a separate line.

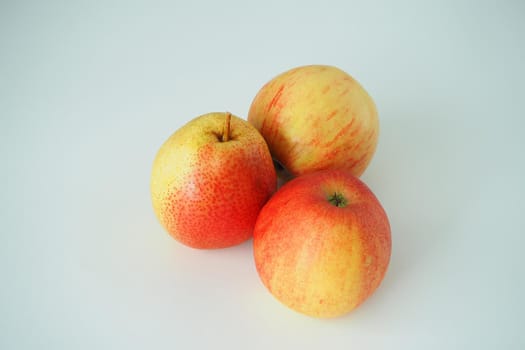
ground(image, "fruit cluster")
xmin=150 ymin=65 xmax=391 ymax=318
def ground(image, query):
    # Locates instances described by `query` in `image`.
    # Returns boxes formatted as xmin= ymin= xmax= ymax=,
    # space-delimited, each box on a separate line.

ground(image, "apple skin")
xmin=253 ymin=169 xmax=391 ymax=318
xmin=248 ymin=65 xmax=379 ymax=179
xmin=151 ymin=112 xmax=277 ymax=249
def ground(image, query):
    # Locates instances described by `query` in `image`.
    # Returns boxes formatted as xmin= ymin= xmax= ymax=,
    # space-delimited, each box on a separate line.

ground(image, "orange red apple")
xmin=248 ymin=64 xmax=379 ymax=179
xmin=150 ymin=112 xmax=277 ymax=249
xmin=253 ymin=169 xmax=391 ymax=318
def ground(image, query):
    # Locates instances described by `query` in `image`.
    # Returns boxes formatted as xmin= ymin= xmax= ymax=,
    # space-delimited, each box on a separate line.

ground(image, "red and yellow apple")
xmin=151 ymin=112 xmax=277 ymax=249
xmin=253 ymin=169 xmax=391 ymax=318
xmin=248 ymin=65 xmax=379 ymax=180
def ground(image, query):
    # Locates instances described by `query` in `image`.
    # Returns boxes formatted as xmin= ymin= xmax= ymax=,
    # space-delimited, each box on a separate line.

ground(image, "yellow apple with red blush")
xmin=253 ymin=169 xmax=391 ymax=318
xmin=151 ymin=112 xmax=277 ymax=249
xmin=248 ymin=65 xmax=379 ymax=181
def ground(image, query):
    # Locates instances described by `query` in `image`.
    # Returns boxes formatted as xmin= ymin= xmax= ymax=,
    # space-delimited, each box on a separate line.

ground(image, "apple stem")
xmin=329 ymin=192 xmax=348 ymax=208
xmin=222 ymin=112 xmax=232 ymax=142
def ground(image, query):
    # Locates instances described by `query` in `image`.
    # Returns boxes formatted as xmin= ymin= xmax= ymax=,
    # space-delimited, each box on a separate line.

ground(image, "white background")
xmin=2 ymin=0 xmax=524 ymax=349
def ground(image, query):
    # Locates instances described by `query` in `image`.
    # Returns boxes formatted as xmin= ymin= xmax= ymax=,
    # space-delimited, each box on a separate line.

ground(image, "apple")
xmin=248 ymin=65 xmax=379 ymax=180
xmin=253 ymin=169 xmax=391 ymax=318
xmin=150 ymin=112 xmax=277 ymax=249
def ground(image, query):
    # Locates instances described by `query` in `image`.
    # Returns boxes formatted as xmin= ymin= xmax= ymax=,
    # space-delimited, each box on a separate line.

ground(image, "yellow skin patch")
xmin=267 ymin=222 xmax=366 ymax=317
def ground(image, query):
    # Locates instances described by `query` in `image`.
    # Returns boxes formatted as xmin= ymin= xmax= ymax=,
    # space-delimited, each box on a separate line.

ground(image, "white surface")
xmin=2 ymin=0 xmax=524 ymax=349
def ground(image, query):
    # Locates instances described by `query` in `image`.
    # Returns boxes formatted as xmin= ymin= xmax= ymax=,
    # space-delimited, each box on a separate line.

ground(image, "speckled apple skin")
xmin=151 ymin=112 xmax=277 ymax=249
xmin=253 ymin=170 xmax=391 ymax=318
xmin=248 ymin=65 xmax=379 ymax=178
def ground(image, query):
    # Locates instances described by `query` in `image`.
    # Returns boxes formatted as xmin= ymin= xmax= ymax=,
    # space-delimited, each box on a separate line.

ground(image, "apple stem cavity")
xmin=328 ymin=192 xmax=348 ymax=208
xmin=222 ymin=112 xmax=232 ymax=142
